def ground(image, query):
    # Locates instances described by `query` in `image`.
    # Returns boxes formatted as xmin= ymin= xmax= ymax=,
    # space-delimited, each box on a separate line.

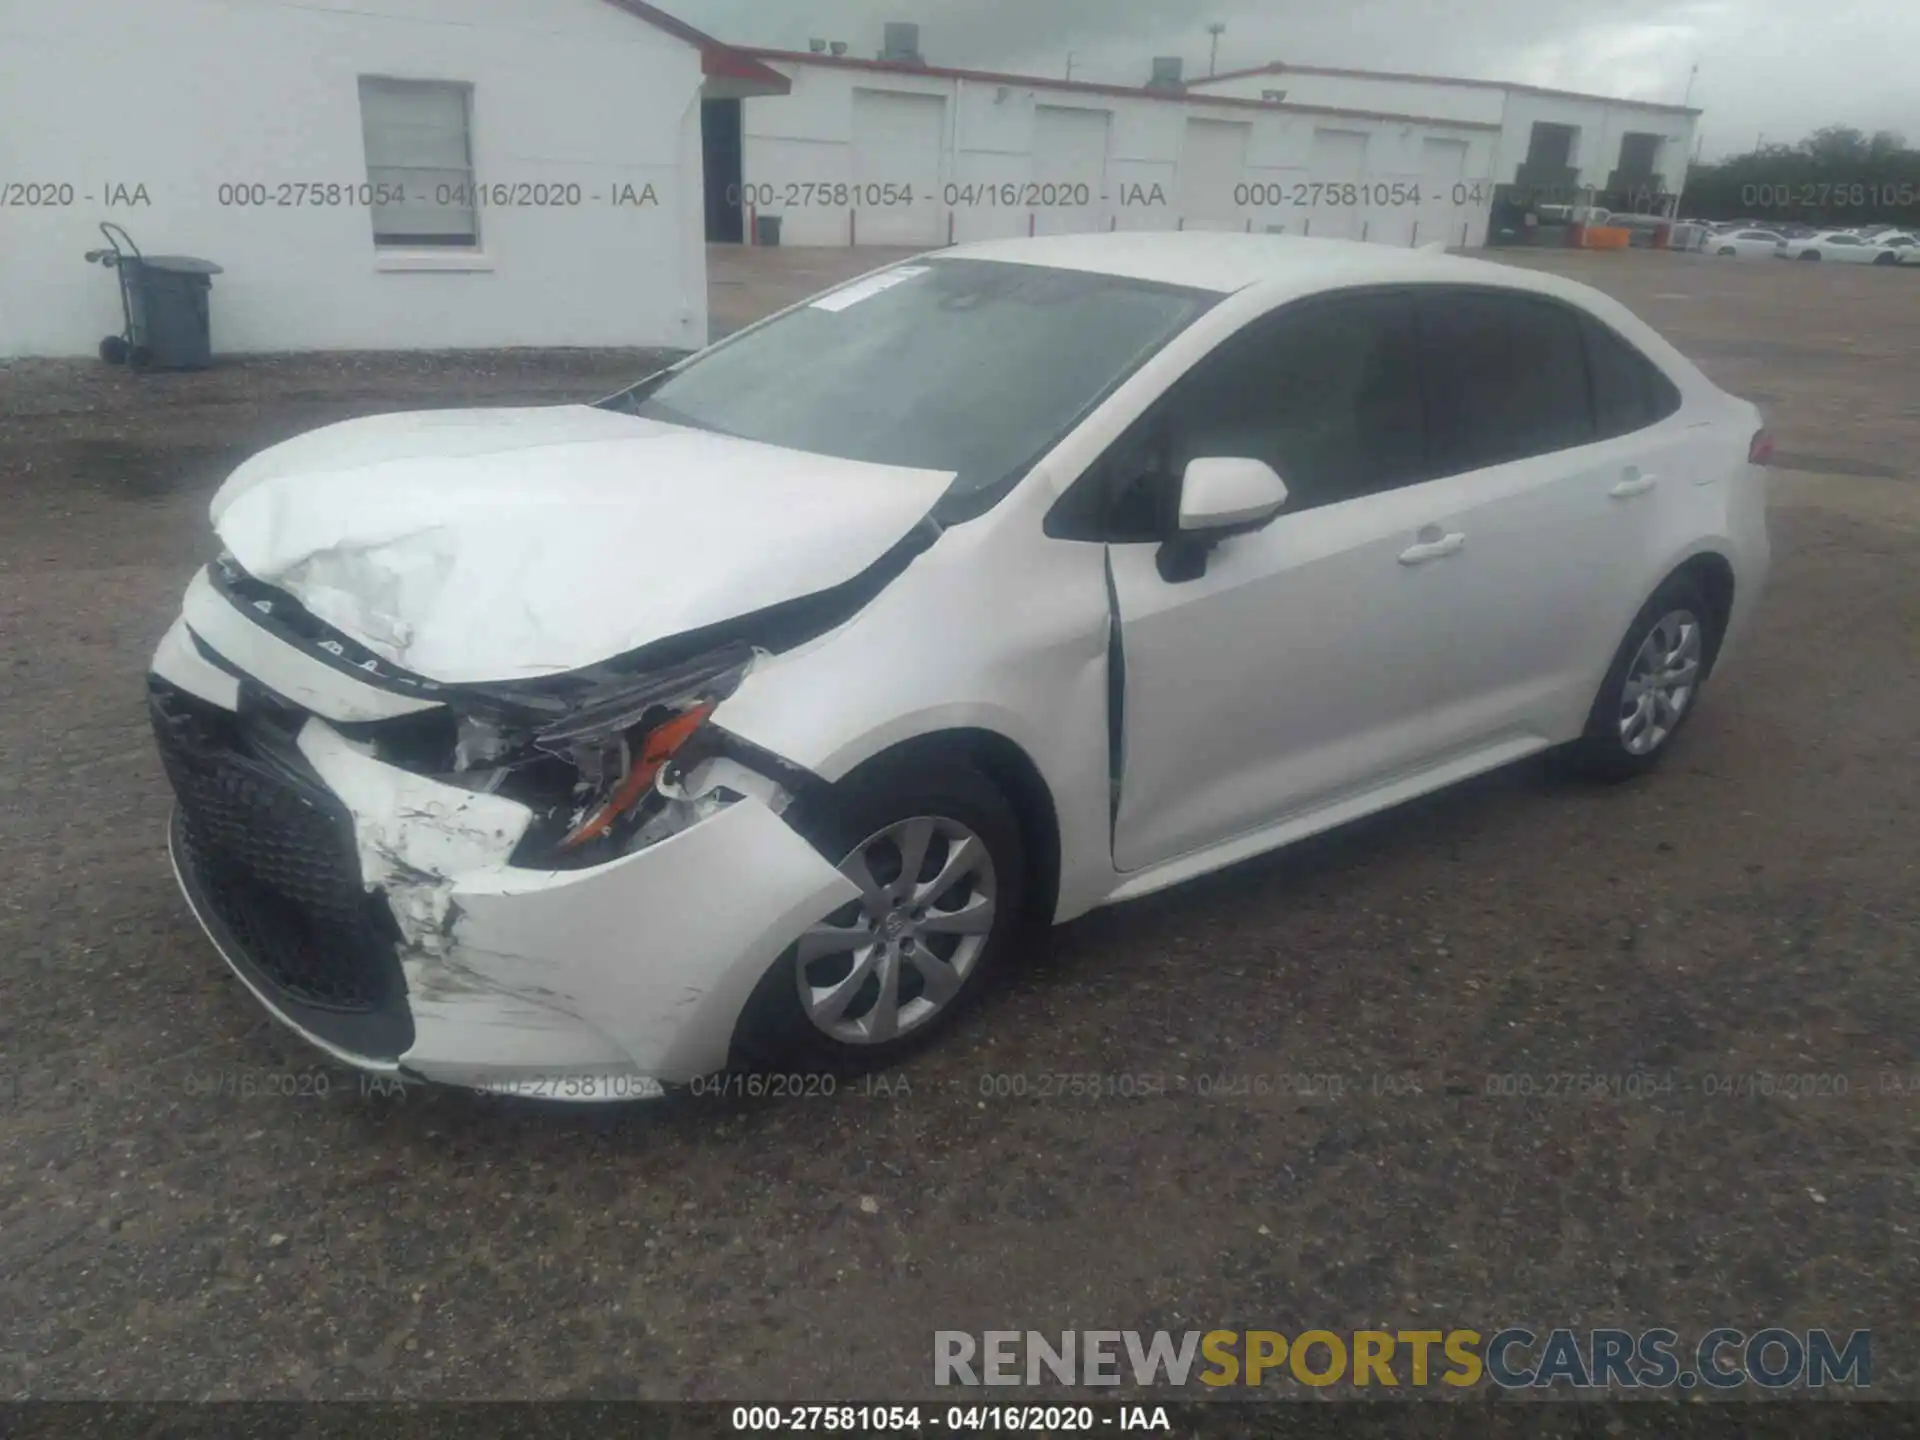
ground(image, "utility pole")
xmin=1683 ymin=62 xmax=1698 ymax=107
xmin=1065 ymin=50 xmax=1076 ymax=80
xmin=1207 ymin=23 xmax=1225 ymax=76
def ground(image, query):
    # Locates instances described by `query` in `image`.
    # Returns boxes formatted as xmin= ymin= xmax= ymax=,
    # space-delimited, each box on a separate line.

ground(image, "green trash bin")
xmin=86 ymin=226 xmax=223 ymax=371
xmin=121 ymin=256 xmax=223 ymax=370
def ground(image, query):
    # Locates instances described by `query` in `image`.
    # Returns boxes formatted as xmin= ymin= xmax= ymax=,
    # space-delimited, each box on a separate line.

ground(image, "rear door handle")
xmin=1610 ymin=473 xmax=1658 ymax=499
xmin=1398 ymin=531 xmax=1466 ymax=565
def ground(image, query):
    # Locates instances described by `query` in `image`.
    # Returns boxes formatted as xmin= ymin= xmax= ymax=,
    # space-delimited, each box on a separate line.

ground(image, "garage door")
xmin=1420 ymin=138 xmax=1468 ymax=185
xmin=1418 ymin=137 xmax=1475 ymax=245
xmin=1032 ymin=104 xmax=1110 ymax=235
xmin=851 ymin=89 xmax=946 ymax=246
xmin=1308 ymin=128 xmax=1369 ymax=239
xmin=1179 ymin=119 xmax=1250 ymax=231
xmin=1410 ymin=137 xmax=1471 ymax=246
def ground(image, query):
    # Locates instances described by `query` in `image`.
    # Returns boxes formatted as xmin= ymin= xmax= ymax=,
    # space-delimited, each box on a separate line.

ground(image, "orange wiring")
xmin=558 ymin=704 xmax=714 ymax=850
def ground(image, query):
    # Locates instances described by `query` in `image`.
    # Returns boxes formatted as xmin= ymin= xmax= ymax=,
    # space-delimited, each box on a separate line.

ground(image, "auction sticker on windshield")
xmin=810 ymin=266 xmax=931 ymax=312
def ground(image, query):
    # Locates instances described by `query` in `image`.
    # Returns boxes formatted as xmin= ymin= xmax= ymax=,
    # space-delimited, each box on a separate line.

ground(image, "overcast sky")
xmin=674 ymin=0 xmax=1920 ymax=161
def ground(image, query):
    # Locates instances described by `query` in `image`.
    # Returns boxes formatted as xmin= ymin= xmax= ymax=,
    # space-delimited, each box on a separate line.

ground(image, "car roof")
xmin=938 ymin=231 xmax=1552 ymax=296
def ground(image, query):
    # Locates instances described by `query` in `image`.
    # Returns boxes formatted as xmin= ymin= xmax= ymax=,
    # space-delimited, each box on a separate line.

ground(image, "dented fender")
xmin=710 ymin=471 xmax=1120 ymax=923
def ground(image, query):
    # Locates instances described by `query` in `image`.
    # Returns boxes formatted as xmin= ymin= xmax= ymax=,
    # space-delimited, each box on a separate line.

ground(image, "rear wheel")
xmin=1567 ymin=575 xmax=1718 ymax=781
xmin=732 ymin=757 xmax=1027 ymax=1075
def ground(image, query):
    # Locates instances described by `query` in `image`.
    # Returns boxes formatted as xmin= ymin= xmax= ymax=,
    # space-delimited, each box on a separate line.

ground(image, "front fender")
xmin=712 ymin=495 xmax=1118 ymax=923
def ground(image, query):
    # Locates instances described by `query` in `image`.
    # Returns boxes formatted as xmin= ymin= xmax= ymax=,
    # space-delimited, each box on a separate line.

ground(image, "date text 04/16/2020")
xmin=728 ymin=1406 xmax=1171 ymax=1433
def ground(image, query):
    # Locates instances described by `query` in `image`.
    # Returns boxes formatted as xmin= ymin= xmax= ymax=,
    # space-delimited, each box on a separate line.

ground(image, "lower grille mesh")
xmin=153 ymin=683 xmax=402 ymax=1014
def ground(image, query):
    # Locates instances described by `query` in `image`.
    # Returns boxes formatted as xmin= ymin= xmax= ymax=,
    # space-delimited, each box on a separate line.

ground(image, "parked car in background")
xmin=1711 ymin=228 xmax=1787 ymax=258
xmin=148 ymin=233 xmax=1772 ymax=1095
xmin=1777 ymin=230 xmax=1906 ymax=264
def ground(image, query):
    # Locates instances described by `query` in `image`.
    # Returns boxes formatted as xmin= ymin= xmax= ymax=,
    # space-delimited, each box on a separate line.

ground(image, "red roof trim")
xmin=1195 ymin=60 xmax=1700 ymax=116
xmin=740 ymin=49 xmax=1500 ymax=130
xmin=597 ymin=0 xmax=791 ymax=92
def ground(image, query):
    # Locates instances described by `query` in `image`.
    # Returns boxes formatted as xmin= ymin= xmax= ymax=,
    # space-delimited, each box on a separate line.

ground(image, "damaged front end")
xmin=155 ymin=560 xmax=861 ymax=1094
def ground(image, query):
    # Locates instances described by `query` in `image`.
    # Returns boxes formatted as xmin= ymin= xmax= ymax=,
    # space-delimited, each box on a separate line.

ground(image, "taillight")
xmin=1748 ymin=428 xmax=1774 ymax=465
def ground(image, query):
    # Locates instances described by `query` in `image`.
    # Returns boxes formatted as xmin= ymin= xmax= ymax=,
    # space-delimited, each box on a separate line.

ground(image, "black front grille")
xmin=153 ymin=681 xmax=407 ymax=1021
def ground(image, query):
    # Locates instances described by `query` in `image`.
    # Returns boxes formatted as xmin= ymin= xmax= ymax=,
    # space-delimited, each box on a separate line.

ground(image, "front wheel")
xmin=1718 ymin=246 xmax=1737 ymax=256
xmin=732 ymin=757 xmax=1027 ymax=1075
xmin=1874 ymin=251 xmax=1898 ymax=265
xmin=1799 ymin=250 xmax=1822 ymax=261
xmin=1566 ymin=576 xmax=1718 ymax=781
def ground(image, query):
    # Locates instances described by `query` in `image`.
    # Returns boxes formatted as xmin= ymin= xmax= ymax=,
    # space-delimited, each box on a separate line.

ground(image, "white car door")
xmin=1721 ymin=229 xmax=1782 ymax=257
xmin=1401 ymin=288 xmax=1695 ymax=752
xmin=1098 ymin=292 xmax=1453 ymax=873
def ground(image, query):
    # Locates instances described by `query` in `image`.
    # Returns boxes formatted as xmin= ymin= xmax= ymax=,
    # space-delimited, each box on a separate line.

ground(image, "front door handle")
xmin=1398 ymin=530 xmax=1466 ymax=565
xmin=1610 ymin=472 xmax=1659 ymax=499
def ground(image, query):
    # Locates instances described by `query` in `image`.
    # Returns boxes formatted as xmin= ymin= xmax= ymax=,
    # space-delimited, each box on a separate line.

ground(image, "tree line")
xmin=1683 ymin=126 xmax=1920 ymax=228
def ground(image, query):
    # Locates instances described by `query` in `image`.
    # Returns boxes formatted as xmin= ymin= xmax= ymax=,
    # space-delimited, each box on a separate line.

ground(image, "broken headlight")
xmin=527 ymin=642 xmax=759 ymax=855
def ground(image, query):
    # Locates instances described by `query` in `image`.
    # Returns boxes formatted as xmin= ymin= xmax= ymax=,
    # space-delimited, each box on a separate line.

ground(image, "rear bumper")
xmin=155 ymin=626 xmax=857 ymax=1099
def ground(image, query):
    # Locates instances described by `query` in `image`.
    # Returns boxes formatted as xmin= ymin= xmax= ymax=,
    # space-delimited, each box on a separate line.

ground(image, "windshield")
xmin=620 ymin=258 xmax=1216 ymax=512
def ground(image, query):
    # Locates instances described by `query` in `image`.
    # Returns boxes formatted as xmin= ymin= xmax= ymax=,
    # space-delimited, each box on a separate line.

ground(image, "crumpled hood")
xmin=208 ymin=406 xmax=953 ymax=685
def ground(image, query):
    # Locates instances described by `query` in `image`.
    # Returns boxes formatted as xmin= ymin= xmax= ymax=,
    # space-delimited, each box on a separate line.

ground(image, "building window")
xmin=358 ymin=77 xmax=478 ymax=248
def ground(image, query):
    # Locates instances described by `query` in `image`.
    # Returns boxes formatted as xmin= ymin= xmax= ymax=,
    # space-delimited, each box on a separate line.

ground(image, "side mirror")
xmin=1177 ymin=456 xmax=1290 ymax=533
xmin=1158 ymin=458 xmax=1290 ymax=583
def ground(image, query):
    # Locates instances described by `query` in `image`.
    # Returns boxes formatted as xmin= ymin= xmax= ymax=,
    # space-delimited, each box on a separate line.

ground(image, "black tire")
xmin=98 ymin=335 xmax=129 ymax=365
xmin=731 ymin=756 xmax=1027 ymax=1077
xmin=1874 ymin=251 xmax=1898 ymax=266
xmin=1799 ymin=250 xmax=1821 ymax=261
xmin=1717 ymin=246 xmax=1737 ymax=257
xmin=1566 ymin=574 xmax=1719 ymax=782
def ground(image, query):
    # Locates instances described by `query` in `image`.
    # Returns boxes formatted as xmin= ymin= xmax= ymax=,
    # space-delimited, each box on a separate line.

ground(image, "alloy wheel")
xmin=795 ymin=816 xmax=997 ymax=1045
xmin=1618 ymin=609 xmax=1702 ymax=756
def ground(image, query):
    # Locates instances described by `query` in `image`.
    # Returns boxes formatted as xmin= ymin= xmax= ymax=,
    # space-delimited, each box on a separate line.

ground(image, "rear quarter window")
xmin=1582 ymin=316 xmax=1682 ymax=440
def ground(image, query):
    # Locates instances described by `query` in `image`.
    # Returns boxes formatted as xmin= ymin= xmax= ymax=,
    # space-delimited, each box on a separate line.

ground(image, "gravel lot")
xmin=1 ymin=246 xmax=1916 ymax=1402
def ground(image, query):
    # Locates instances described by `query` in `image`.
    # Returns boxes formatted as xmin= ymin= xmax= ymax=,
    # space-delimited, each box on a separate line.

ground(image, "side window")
xmin=1417 ymin=289 xmax=1593 ymax=473
xmin=1103 ymin=292 xmax=1426 ymax=536
xmin=1582 ymin=316 xmax=1682 ymax=439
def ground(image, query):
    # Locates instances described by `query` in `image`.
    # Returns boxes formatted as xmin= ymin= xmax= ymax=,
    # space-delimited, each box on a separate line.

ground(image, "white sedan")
xmin=1777 ymin=230 xmax=1907 ymax=264
xmin=149 ymin=234 xmax=1771 ymax=1096
xmin=1710 ymin=227 xmax=1788 ymax=258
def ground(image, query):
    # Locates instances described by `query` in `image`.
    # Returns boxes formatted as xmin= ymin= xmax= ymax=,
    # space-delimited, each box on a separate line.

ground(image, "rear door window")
xmin=1415 ymin=289 xmax=1594 ymax=473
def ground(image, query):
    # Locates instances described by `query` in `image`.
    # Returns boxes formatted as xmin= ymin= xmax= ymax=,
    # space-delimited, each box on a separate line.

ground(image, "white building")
xmin=722 ymin=35 xmax=1701 ymax=253
xmin=0 ymin=0 xmax=787 ymax=359
xmin=1189 ymin=63 xmax=1699 ymax=212
xmin=729 ymin=45 xmax=1503 ymax=252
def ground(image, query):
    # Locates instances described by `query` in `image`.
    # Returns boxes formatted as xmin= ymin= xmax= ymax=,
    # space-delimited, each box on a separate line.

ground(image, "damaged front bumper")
xmin=152 ymin=617 xmax=858 ymax=1099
